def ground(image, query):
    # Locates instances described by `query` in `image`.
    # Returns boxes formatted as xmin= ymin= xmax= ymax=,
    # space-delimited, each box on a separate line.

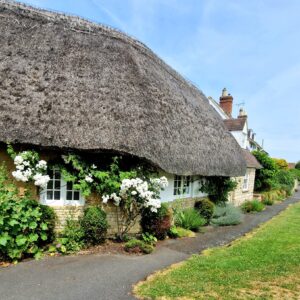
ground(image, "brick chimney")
xmin=219 ymin=88 xmax=233 ymax=117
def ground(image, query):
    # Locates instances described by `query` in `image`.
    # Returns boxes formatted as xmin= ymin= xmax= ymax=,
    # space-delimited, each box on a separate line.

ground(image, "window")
xmin=242 ymin=172 xmax=250 ymax=191
xmin=40 ymin=169 xmax=84 ymax=206
xmin=173 ymin=175 xmax=191 ymax=196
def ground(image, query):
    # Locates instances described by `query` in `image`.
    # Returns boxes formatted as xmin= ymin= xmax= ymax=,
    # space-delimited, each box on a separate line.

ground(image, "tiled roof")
xmin=224 ymin=118 xmax=247 ymax=131
xmin=243 ymin=150 xmax=262 ymax=169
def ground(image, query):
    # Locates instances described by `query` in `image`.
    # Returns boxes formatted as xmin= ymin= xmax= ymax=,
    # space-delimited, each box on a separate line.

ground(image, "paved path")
xmin=0 ymin=190 xmax=299 ymax=300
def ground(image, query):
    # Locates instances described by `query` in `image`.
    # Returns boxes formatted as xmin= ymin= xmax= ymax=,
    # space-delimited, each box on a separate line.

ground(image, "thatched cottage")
xmin=0 ymin=1 xmax=246 ymax=231
xmin=208 ymin=89 xmax=262 ymax=205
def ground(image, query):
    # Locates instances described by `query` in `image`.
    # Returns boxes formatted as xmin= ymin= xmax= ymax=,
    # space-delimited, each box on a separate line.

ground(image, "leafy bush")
xmin=141 ymin=233 xmax=157 ymax=245
xmin=80 ymin=206 xmax=108 ymax=245
xmin=175 ymin=208 xmax=206 ymax=232
xmin=261 ymin=190 xmax=285 ymax=202
xmin=211 ymin=204 xmax=243 ymax=226
xmin=194 ymin=198 xmax=215 ymax=224
xmin=141 ymin=203 xmax=172 ymax=240
xmin=274 ymin=170 xmax=295 ymax=195
xmin=124 ymin=239 xmax=154 ymax=254
xmin=53 ymin=219 xmax=85 ymax=254
xmin=199 ymin=176 xmax=237 ymax=204
xmin=168 ymin=226 xmax=195 ymax=238
xmin=273 ymin=158 xmax=289 ymax=170
xmin=241 ymin=200 xmax=265 ymax=213
xmin=252 ymin=151 xmax=279 ymax=191
xmin=289 ymin=168 xmax=300 ymax=181
xmin=38 ymin=204 xmax=56 ymax=244
xmin=295 ymin=161 xmax=300 ymax=170
xmin=262 ymin=198 xmax=274 ymax=206
xmin=0 ymin=164 xmax=56 ymax=261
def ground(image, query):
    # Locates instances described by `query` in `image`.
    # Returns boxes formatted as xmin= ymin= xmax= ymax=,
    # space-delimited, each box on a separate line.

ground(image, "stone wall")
xmin=230 ymin=168 xmax=256 ymax=206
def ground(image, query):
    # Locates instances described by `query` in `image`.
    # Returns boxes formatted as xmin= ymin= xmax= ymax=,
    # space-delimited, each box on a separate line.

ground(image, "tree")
xmin=252 ymin=151 xmax=278 ymax=191
xmin=295 ymin=161 xmax=300 ymax=170
xmin=273 ymin=158 xmax=288 ymax=170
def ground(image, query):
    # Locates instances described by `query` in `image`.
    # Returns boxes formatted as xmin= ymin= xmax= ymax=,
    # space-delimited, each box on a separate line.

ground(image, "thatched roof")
xmin=242 ymin=150 xmax=262 ymax=169
xmin=0 ymin=0 xmax=246 ymax=176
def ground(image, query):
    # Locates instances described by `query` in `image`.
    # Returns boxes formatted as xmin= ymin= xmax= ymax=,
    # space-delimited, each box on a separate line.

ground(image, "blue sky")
xmin=22 ymin=0 xmax=300 ymax=162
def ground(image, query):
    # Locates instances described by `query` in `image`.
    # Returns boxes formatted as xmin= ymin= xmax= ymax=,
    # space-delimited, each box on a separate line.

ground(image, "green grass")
xmin=135 ymin=202 xmax=300 ymax=300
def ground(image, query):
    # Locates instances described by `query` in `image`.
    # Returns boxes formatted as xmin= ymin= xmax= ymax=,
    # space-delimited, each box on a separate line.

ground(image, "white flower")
xmin=85 ymin=175 xmax=93 ymax=183
xmin=23 ymin=168 xmax=32 ymax=177
xmin=91 ymin=164 xmax=97 ymax=169
xmin=102 ymin=195 xmax=109 ymax=204
xmin=16 ymin=164 xmax=25 ymax=171
xmin=159 ymin=176 xmax=168 ymax=188
xmin=23 ymin=161 xmax=30 ymax=167
xmin=36 ymin=160 xmax=47 ymax=170
xmin=12 ymin=170 xmax=28 ymax=182
xmin=131 ymin=190 xmax=137 ymax=195
xmin=33 ymin=173 xmax=50 ymax=187
xmin=14 ymin=155 xmax=24 ymax=165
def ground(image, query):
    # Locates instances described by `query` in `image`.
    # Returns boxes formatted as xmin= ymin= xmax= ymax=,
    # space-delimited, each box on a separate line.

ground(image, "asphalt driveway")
xmin=0 ymin=190 xmax=299 ymax=300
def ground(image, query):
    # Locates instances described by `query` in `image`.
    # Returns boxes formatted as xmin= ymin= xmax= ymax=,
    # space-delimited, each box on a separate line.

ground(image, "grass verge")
xmin=135 ymin=202 xmax=300 ymax=299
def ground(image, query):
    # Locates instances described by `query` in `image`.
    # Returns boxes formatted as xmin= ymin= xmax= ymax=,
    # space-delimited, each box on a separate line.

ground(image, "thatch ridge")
xmin=0 ymin=0 xmax=246 ymax=176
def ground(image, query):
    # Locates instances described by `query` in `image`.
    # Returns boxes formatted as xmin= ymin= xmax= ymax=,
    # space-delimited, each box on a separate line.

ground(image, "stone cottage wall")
xmin=229 ymin=168 xmax=256 ymax=206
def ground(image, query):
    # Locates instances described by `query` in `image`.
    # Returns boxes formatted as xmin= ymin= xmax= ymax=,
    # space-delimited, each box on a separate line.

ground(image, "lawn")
xmin=135 ymin=202 xmax=300 ymax=300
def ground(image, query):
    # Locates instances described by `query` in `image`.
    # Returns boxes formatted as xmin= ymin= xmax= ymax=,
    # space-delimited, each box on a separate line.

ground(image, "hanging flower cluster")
xmin=102 ymin=176 xmax=168 ymax=213
xmin=11 ymin=150 xmax=50 ymax=188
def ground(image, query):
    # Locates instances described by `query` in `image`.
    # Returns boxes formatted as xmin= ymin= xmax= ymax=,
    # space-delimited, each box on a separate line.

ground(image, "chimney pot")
xmin=219 ymin=88 xmax=233 ymax=117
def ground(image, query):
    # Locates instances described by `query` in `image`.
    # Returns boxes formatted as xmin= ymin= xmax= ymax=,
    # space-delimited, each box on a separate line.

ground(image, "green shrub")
xmin=54 ymin=219 xmax=85 ymax=254
xmin=289 ymin=168 xmax=300 ymax=181
xmin=252 ymin=151 xmax=279 ymax=191
xmin=124 ymin=239 xmax=154 ymax=254
xmin=199 ymin=177 xmax=237 ymax=204
xmin=141 ymin=203 xmax=172 ymax=240
xmin=211 ymin=204 xmax=243 ymax=226
xmin=141 ymin=233 xmax=157 ymax=245
xmin=262 ymin=198 xmax=274 ymax=206
xmin=0 ymin=164 xmax=56 ymax=261
xmin=38 ymin=204 xmax=56 ymax=244
xmin=175 ymin=208 xmax=206 ymax=232
xmin=168 ymin=226 xmax=179 ymax=238
xmin=168 ymin=226 xmax=195 ymax=238
xmin=295 ymin=161 xmax=300 ymax=170
xmin=194 ymin=198 xmax=215 ymax=224
xmin=241 ymin=200 xmax=265 ymax=213
xmin=275 ymin=170 xmax=294 ymax=194
xmin=80 ymin=206 xmax=108 ymax=245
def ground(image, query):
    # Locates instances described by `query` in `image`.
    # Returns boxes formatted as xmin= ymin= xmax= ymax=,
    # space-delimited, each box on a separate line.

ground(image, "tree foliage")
xmin=273 ymin=158 xmax=289 ymax=170
xmin=252 ymin=151 xmax=279 ymax=191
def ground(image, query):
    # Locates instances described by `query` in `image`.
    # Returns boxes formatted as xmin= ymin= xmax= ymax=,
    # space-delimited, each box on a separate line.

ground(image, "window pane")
xmin=47 ymin=180 xmax=53 ymax=189
xmin=67 ymin=182 xmax=73 ymax=191
xmin=54 ymin=171 xmax=61 ymax=179
xmin=47 ymin=191 xmax=53 ymax=200
xmin=66 ymin=191 xmax=73 ymax=200
xmin=74 ymin=192 xmax=80 ymax=200
xmin=54 ymin=180 xmax=60 ymax=189
xmin=54 ymin=191 xmax=60 ymax=200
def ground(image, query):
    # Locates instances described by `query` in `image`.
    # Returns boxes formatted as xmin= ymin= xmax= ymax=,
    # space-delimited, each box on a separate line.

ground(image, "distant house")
xmin=0 ymin=1 xmax=246 ymax=231
xmin=208 ymin=88 xmax=262 ymax=204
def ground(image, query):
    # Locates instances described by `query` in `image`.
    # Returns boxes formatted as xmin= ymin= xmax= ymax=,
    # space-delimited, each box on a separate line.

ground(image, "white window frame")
xmin=242 ymin=172 xmax=250 ymax=191
xmin=173 ymin=175 xmax=192 ymax=197
xmin=40 ymin=169 xmax=85 ymax=206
